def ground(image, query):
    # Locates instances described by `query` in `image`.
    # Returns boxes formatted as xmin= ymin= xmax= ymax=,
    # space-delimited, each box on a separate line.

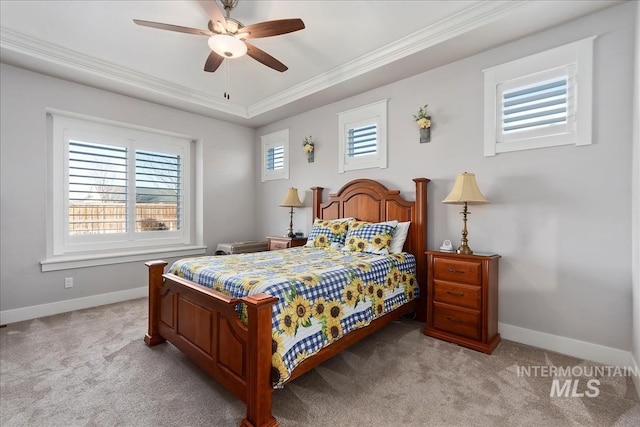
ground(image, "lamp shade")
xmin=279 ymin=188 xmax=303 ymax=207
xmin=207 ymin=34 xmax=247 ymax=58
xmin=442 ymin=172 xmax=488 ymax=205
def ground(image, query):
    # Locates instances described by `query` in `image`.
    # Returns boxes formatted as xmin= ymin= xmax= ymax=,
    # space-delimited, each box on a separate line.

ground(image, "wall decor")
xmin=302 ymin=135 xmax=314 ymax=163
xmin=413 ymin=104 xmax=432 ymax=143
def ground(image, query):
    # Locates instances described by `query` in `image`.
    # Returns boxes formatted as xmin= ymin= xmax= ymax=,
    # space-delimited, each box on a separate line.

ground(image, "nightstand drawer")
xmin=432 ymin=302 xmax=480 ymax=340
xmin=433 ymin=281 xmax=481 ymax=309
xmin=269 ymin=240 xmax=290 ymax=250
xmin=433 ymin=257 xmax=481 ymax=285
xmin=267 ymin=236 xmax=307 ymax=251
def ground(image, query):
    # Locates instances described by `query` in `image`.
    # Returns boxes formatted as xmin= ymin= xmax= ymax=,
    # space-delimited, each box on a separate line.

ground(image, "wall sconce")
xmin=413 ymin=104 xmax=431 ymax=143
xmin=302 ymin=136 xmax=314 ymax=163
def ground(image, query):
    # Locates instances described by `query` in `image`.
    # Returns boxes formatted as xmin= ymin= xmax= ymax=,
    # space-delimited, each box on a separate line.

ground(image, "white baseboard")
xmin=630 ymin=352 xmax=640 ymax=400
xmin=499 ymin=322 xmax=632 ymax=367
xmin=0 ymin=286 xmax=148 ymax=325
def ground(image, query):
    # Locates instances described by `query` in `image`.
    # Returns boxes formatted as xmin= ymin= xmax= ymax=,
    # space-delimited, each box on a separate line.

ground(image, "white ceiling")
xmin=0 ymin=0 xmax=622 ymax=127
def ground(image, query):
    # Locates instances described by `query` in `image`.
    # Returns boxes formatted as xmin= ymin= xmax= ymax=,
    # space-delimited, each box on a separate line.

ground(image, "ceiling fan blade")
xmin=239 ymin=19 xmax=305 ymax=39
xmin=198 ymin=0 xmax=228 ymax=33
xmin=245 ymin=42 xmax=287 ymax=72
xmin=133 ymin=19 xmax=212 ymax=36
xmin=198 ymin=0 xmax=226 ymax=24
xmin=204 ymin=51 xmax=224 ymax=72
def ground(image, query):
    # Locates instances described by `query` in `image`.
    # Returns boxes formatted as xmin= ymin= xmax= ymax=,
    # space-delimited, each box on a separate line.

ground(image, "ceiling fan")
xmin=133 ymin=0 xmax=305 ymax=74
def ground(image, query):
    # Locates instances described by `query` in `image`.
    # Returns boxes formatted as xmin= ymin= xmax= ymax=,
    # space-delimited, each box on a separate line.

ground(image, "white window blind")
xmin=266 ymin=145 xmax=284 ymax=171
xmin=347 ymin=124 xmax=377 ymax=157
xmin=66 ymin=141 xmax=184 ymax=238
xmin=135 ymin=149 xmax=182 ymax=232
xmin=501 ymin=77 xmax=568 ymax=135
xmin=68 ymin=141 xmax=128 ymax=235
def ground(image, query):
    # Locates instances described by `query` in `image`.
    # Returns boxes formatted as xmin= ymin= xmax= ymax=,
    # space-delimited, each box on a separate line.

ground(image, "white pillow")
xmin=389 ymin=221 xmax=410 ymax=254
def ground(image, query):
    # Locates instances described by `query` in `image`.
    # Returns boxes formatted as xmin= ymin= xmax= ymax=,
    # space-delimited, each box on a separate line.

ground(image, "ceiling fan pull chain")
xmin=224 ymin=60 xmax=230 ymax=100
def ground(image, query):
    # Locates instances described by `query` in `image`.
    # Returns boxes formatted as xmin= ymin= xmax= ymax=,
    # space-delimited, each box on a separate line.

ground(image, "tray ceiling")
xmin=0 ymin=1 xmax=621 ymax=127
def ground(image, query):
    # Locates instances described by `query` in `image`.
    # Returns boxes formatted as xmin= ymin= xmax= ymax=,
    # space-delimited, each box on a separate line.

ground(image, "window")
xmin=348 ymin=124 xmax=377 ymax=157
xmin=501 ymin=74 xmax=570 ymax=137
xmin=338 ymin=100 xmax=387 ymax=173
xmin=261 ymin=129 xmax=289 ymax=182
xmin=483 ymin=37 xmax=594 ymax=156
xmin=43 ymin=112 xmax=204 ymax=271
xmin=266 ymin=145 xmax=284 ymax=171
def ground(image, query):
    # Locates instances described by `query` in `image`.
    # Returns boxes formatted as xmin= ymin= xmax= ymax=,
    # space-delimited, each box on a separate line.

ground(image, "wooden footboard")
xmin=145 ymin=260 xmax=278 ymax=427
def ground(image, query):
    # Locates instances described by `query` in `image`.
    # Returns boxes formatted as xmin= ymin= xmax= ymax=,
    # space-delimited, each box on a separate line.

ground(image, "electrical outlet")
xmin=64 ymin=277 xmax=73 ymax=289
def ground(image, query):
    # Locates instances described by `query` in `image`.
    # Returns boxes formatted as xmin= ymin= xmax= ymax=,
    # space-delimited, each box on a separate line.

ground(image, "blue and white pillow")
xmin=305 ymin=218 xmax=353 ymax=248
xmin=342 ymin=220 xmax=398 ymax=255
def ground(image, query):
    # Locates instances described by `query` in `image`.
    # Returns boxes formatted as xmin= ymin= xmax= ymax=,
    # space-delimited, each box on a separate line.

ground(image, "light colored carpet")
xmin=0 ymin=298 xmax=638 ymax=426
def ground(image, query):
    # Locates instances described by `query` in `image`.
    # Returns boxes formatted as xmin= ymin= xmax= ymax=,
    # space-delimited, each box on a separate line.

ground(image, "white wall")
xmin=631 ymin=0 xmax=640 ymax=396
xmin=0 ymin=64 xmax=257 ymax=316
xmin=256 ymin=3 xmax=636 ymax=357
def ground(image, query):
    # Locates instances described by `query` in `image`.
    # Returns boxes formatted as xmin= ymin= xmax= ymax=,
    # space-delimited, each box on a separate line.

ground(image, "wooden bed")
xmin=145 ymin=177 xmax=429 ymax=427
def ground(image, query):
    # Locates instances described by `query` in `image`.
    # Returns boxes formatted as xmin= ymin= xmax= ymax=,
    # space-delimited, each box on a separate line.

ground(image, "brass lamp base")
xmin=286 ymin=206 xmax=296 ymax=238
xmin=457 ymin=244 xmax=473 ymax=255
xmin=457 ymin=202 xmax=474 ymax=255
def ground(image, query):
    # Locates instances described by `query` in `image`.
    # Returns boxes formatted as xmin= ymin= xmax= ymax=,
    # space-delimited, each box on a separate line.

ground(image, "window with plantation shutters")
xmin=348 ymin=124 xmax=377 ymax=157
xmin=339 ymin=100 xmax=387 ymax=173
xmin=135 ymin=149 xmax=181 ymax=233
xmin=266 ymin=145 xmax=284 ymax=171
xmin=68 ymin=141 xmax=128 ymax=235
xmin=484 ymin=37 xmax=593 ymax=156
xmin=44 ymin=112 xmax=204 ymax=271
xmin=501 ymin=76 xmax=569 ymax=136
xmin=261 ymin=129 xmax=289 ymax=182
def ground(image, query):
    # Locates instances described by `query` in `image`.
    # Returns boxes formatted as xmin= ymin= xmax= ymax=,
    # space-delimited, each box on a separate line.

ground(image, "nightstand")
xmin=267 ymin=236 xmax=307 ymax=251
xmin=423 ymin=250 xmax=501 ymax=354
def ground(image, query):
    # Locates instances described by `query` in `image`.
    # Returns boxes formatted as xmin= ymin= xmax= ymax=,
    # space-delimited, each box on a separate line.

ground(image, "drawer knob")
xmin=446 ymin=290 xmax=465 ymax=297
xmin=446 ymin=316 xmax=462 ymax=324
xmin=447 ymin=268 xmax=465 ymax=274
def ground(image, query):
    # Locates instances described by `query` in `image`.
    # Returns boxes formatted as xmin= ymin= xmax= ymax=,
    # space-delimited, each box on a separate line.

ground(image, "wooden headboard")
xmin=310 ymin=178 xmax=429 ymax=321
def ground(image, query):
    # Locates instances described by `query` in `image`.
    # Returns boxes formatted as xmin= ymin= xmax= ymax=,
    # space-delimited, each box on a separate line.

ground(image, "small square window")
xmin=261 ymin=129 xmax=289 ymax=182
xmin=483 ymin=37 xmax=594 ymax=156
xmin=338 ymin=100 xmax=387 ymax=173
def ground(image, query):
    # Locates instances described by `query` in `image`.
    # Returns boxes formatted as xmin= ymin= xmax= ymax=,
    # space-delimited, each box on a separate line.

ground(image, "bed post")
xmin=413 ymin=178 xmax=429 ymax=322
xmin=310 ymin=186 xmax=324 ymax=221
xmin=144 ymin=260 xmax=168 ymax=347
xmin=241 ymin=293 xmax=279 ymax=427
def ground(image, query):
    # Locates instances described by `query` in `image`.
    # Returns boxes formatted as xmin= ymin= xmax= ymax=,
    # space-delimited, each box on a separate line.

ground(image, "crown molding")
xmin=0 ymin=27 xmax=248 ymax=118
xmin=247 ymin=1 xmax=530 ymax=117
xmin=1 ymin=1 xmax=529 ymax=122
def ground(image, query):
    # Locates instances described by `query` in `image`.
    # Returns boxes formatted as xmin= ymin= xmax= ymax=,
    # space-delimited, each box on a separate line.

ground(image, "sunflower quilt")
xmin=168 ymin=246 xmax=419 ymax=388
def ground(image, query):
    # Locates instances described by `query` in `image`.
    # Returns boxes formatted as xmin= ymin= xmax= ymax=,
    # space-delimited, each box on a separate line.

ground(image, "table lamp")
xmin=442 ymin=172 xmax=488 ymax=255
xmin=280 ymin=187 xmax=304 ymax=238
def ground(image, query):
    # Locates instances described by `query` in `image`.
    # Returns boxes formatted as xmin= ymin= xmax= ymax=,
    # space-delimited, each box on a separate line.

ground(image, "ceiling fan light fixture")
xmin=208 ymin=34 xmax=247 ymax=58
xmin=225 ymin=18 xmax=242 ymax=34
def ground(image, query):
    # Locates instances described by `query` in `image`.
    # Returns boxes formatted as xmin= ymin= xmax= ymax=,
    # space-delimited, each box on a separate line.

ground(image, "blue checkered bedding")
xmin=168 ymin=246 xmax=419 ymax=388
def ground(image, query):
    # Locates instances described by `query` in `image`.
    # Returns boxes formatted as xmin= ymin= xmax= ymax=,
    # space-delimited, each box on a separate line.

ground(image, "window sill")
xmin=41 ymin=245 xmax=207 ymax=272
